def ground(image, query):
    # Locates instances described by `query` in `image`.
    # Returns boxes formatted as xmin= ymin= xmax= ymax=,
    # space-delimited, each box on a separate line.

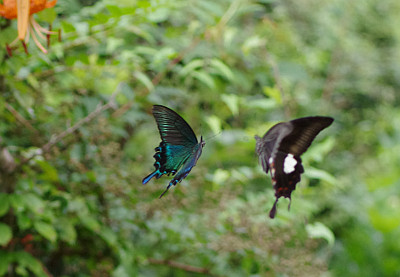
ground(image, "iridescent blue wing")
xmin=159 ymin=137 xmax=205 ymax=198
xmin=255 ymin=116 xmax=333 ymax=218
xmin=143 ymin=105 xmax=205 ymax=197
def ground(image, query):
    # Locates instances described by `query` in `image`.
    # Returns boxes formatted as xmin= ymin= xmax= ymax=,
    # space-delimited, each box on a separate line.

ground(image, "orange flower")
xmin=0 ymin=0 xmax=60 ymax=55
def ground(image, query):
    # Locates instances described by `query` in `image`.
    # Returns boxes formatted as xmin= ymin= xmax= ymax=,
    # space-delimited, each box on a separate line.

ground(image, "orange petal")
xmin=0 ymin=4 xmax=6 ymax=18
xmin=17 ymin=0 xmax=30 ymax=40
xmin=45 ymin=0 xmax=57 ymax=9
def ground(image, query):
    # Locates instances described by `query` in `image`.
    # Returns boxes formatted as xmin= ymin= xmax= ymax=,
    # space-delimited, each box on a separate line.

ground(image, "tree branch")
xmin=5 ymin=103 xmax=40 ymax=136
xmin=21 ymin=83 xmax=123 ymax=165
xmin=0 ymin=137 xmax=16 ymax=174
xmin=148 ymin=258 xmax=217 ymax=276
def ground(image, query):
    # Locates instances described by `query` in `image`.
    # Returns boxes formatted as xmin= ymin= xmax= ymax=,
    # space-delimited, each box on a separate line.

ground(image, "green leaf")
xmin=305 ymin=167 xmax=336 ymax=185
xmin=10 ymin=194 xmax=25 ymax=211
xmin=148 ymin=7 xmax=170 ymax=23
xmin=179 ymin=59 xmax=205 ymax=77
xmin=0 ymin=223 xmax=12 ymax=246
xmin=133 ymin=71 xmax=154 ymax=92
xmin=366 ymin=169 xmax=400 ymax=191
xmin=14 ymin=251 xmax=48 ymax=277
xmin=0 ymin=194 xmax=10 ymax=216
xmin=23 ymin=193 xmax=45 ymax=214
xmin=221 ymin=94 xmax=240 ymax=115
xmin=133 ymin=46 xmax=158 ymax=56
xmin=15 ymin=265 xmax=28 ymax=276
xmin=74 ymin=22 xmax=89 ymax=36
xmin=80 ymin=216 xmax=101 ymax=232
xmin=13 ymin=90 xmax=34 ymax=110
xmin=263 ymin=86 xmax=282 ymax=104
xmin=36 ymin=160 xmax=59 ymax=182
xmin=303 ymin=137 xmax=335 ymax=163
xmin=106 ymin=37 xmax=124 ymax=54
xmin=192 ymin=71 xmax=215 ymax=89
xmin=205 ymin=115 xmax=222 ymax=134
xmin=278 ymin=61 xmax=308 ymax=82
xmin=60 ymin=21 xmax=76 ymax=33
xmin=306 ymin=222 xmax=335 ymax=247
xmin=100 ymin=227 xmax=118 ymax=247
xmin=58 ymin=220 xmax=77 ymax=245
xmin=0 ymin=251 xmax=12 ymax=275
xmin=210 ymin=59 xmax=234 ymax=81
xmin=369 ymin=207 xmax=400 ymax=233
xmin=242 ymin=35 xmax=266 ymax=55
xmin=244 ymin=98 xmax=276 ymax=110
xmin=37 ymin=7 xmax=57 ymax=23
xmin=16 ymin=213 xmax=31 ymax=230
xmin=34 ymin=221 xmax=57 ymax=243
xmin=212 ymin=169 xmax=230 ymax=189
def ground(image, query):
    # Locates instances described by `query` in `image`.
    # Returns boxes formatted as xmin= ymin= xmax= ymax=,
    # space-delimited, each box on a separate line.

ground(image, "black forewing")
xmin=255 ymin=122 xmax=293 ymax=173
xmin=152 ymin=105 xmax=198 ymax=146
xmin=278 ymin=117 xmax=334 ymax=155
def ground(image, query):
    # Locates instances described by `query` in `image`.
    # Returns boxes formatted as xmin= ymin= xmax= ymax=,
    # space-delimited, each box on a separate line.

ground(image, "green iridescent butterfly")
xmin=142 ymin=105 xmax=205 ymax=198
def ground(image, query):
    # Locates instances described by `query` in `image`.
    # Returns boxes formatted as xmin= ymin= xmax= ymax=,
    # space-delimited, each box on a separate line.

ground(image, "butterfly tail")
xmin=159 ymin=183 xmax=172 ymax=199
xmin=159 ymin=179 xmax=179 ymax=198
xmin=142 ymin=170 xmax=159 ymax=185
xmin=269 ymin=198 xmax=279 ymax=219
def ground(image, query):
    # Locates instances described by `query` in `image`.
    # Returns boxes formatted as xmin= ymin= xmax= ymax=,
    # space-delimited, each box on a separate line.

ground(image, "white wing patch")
xmin=268 ymin=157 xmax=275 ymax=178
xmin=284 ymin=154 xmax=297 ymax=174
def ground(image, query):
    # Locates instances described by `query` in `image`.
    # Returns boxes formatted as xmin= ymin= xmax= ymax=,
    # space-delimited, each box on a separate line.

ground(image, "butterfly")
xmin=142 ymin=105 xmax=205 ymax=198
xmin=255 ymin=116 xmax=334 ymax=218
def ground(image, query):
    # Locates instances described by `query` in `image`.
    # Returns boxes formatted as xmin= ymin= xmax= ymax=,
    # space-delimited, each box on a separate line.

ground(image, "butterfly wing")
xmin=272 ymin=116 xmax=333 ymax=201
xmin=152 ymin=105 xmax=198 ymax=147
xmin=142 ymin=105 xmax=204 ymax=196
xmin=255 ymin=122 xmax=293 ymax=174
xmin=159 ymin=137 xmax=205 ymax=198
xmin=278 ymin=117 xmax=334 ymax=155
xmin=256 ymin=116 xmax=333 ymax=218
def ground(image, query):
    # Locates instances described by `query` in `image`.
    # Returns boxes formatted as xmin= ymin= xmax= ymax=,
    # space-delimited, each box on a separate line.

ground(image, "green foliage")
xmin=1 ymin=0 xmax=400 ymax=276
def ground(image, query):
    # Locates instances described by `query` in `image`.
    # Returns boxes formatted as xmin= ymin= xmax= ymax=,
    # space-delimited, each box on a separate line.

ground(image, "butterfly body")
xmin=143 ymin=105 xmax=205 ymax=198
xmin=255 ymin=116 xmax=333 ymax=218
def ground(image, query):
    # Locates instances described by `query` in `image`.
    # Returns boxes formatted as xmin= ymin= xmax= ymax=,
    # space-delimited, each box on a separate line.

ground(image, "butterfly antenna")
xmin=205 ymin=131 xmax=222 ymax=141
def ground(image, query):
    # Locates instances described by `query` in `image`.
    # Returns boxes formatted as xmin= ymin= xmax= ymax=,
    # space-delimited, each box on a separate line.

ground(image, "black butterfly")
xmin=255 ymin=116 xmax=334 ymax=218
xmin=142 ymin=105 xmax=205 ymax=198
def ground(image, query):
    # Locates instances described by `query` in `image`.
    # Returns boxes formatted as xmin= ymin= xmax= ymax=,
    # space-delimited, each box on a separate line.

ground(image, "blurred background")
xmin=1 ymin=0 xmax=400 ymax=276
